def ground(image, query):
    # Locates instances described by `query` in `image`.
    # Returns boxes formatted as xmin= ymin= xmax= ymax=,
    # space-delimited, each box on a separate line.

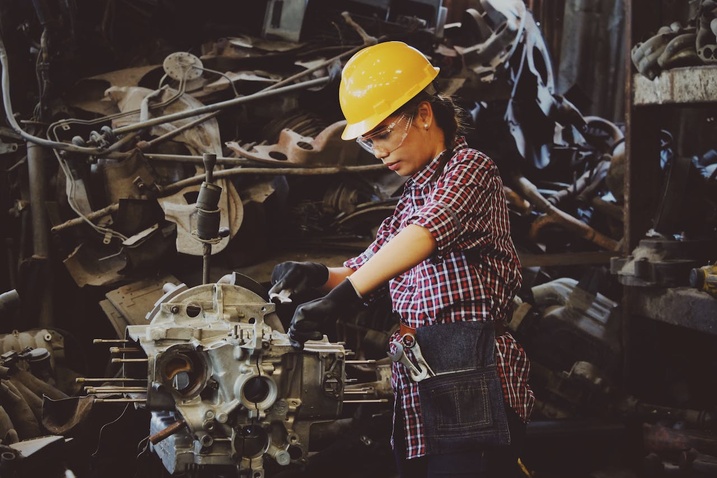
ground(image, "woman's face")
xmin=356 ymin=103 xmax=444 ymax=176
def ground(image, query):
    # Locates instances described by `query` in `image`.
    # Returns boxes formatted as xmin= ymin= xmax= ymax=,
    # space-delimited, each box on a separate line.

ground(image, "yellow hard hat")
xmin=339 ymin=41 xmax=440 ymax=140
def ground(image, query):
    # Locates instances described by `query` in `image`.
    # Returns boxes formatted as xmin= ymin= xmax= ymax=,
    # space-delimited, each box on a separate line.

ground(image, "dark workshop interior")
xmin=0 ymin=0 xmax=716 ymax=477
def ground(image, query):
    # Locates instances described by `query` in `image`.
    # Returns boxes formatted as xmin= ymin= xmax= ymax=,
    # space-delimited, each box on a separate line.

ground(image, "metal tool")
xmin=388 ymin=339 xmax=435 ymax=382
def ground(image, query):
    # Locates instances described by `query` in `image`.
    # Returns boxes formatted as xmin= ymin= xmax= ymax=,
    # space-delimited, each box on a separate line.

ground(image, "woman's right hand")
xmin=268 ymin=261 xmax=329 ymax=303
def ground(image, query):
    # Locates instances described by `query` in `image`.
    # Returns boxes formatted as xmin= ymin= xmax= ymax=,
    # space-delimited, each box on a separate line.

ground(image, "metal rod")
xmin=140 ymin=153 xmax=255 ymax=165
xmin=111 ymin=358 xmax=149 ymax=363
xmin=343 ymin=389 xmax=375 ymax=394
xmin=345 ymin=360 xmax=378 ymax=365
xmin=149 ymin=419 xmax=187 ymax=445
xmin=85 ymin=387 xmax=147 ymax=393
xmin=93 ymin=339 xmax=129 ymax=344
xmin=343 ymin=399 xmax=389 ymax=404
xmin=51 ymin=203 xmax=119 ymax=233
xmin=109 ymin=347 xmax=142 ymax=354
xmin=76 ymin=378 xmax=147 ymax=383
xmin=93 ymin=398 xmax=146 ymax=403
xmin=202 ymin=243 xmax=211 ymax=285
xmin=112 ymin=77 xmax=330 ymax=135
xmin=159 ymin=163 xmax=388 ymax=196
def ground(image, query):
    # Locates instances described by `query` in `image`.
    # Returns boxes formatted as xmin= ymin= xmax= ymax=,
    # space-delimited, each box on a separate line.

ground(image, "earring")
xmin=424 ymin=123 xmax=429 ymax=130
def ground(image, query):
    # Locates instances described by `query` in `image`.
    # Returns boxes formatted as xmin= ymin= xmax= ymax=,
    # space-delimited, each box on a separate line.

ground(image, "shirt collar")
xmin=407 ymin=136 xmax=468 ymax=188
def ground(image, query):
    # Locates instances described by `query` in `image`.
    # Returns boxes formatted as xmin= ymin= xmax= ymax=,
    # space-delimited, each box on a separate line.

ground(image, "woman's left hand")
xmin=288 ymin=279 xmax=363 ymax=349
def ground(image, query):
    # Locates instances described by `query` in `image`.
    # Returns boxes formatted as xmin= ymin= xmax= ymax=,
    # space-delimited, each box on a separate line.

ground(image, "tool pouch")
xmin=415 ymin=320 xmax=510 ymax=454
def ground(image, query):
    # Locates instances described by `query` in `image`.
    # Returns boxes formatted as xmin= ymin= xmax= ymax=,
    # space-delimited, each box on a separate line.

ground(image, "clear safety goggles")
xmin=356 ymin=113 xmax=413 ymax=155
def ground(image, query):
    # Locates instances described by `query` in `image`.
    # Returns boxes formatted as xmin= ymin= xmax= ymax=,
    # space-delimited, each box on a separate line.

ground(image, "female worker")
xmin=269 ymin=41 xmax=534 ymax=477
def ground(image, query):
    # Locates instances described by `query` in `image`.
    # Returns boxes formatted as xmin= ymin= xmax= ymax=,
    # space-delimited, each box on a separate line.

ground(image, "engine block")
xmin=124 ymin=281 xmax=346 ymax=476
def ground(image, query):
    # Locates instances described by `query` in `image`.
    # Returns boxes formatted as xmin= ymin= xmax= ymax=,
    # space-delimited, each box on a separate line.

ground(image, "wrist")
xmin=306 ymin=262 xmax=329 ymax=287
xmin=328 ymin=278 xmax=363 ymax=304
xmin=345 ymin=276 xmax=363 ymax=299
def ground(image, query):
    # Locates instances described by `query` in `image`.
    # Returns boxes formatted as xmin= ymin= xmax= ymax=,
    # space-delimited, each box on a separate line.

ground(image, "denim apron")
xmin=415 ymin=320 xmax=510 ymax=455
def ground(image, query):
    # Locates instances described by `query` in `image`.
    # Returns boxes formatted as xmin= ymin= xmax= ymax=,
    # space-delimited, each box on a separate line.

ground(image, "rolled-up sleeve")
xmin=408 ymin=153 xmax=502 ymax=256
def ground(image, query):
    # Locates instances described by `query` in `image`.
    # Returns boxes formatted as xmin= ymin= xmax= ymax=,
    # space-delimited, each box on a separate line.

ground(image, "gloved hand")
xmin=268 ymin=261 xmax=329 ymax=303
xmin=288 ymin=279 xmax=364 ymax=349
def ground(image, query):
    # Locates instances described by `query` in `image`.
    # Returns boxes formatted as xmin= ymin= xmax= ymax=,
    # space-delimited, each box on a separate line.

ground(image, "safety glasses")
xmin=356 ymin=113 xmax=413 ymax=155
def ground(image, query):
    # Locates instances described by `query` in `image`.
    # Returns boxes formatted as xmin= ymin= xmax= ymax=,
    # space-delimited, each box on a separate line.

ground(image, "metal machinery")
xmin=122 ymin=280 xmax=347 ymax=476
xmin=2 ymin=0 xmax=715 ymax=476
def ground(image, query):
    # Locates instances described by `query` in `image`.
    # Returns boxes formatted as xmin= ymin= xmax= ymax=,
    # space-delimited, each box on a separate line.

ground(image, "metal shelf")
xmin=629 ymin=287 xmax=717 ymax=335
xmin=633 ymin=66 xmax=717 ymax=106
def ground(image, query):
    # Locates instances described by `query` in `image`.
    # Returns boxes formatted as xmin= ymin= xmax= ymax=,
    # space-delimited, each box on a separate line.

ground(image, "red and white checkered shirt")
xmin=344 ymin=138 xmax=535 ymax=459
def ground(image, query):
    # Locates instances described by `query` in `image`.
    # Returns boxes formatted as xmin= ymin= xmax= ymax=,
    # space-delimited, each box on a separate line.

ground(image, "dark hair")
xmin=396 ymin=89 xmax=470 ymax=150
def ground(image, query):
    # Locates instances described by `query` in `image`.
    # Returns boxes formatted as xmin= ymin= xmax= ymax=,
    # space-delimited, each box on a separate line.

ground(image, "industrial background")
xmin=0 ymin=0 xmax=716 ymax=477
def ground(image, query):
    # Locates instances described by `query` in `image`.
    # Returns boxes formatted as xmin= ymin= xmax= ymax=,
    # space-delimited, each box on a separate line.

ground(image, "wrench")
xmin=388 ymin=340 xmax=434 ymax=382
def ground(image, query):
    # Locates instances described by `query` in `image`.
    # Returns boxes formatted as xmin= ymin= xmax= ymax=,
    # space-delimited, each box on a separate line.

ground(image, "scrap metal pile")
xmin=0 ymin=0 xmax=715 ymax=477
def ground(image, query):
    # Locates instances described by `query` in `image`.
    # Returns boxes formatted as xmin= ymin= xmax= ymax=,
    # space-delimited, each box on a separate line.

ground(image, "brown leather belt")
xmin=399 ymin=321 xmax=507 ymax=337
xmin=399 ymin=322 xmax=416 ymax=338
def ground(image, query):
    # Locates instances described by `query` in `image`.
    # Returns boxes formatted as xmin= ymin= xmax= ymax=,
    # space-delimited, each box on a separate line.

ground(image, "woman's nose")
xmin=374 ymin=148 xmax=389 ymax=160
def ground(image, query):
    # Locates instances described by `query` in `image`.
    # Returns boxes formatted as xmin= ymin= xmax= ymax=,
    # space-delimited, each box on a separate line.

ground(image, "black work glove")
xmin=288 ymin=279 xmax=364 ymax=349
xmin=268 ymin=261 xmax=329 ymax=303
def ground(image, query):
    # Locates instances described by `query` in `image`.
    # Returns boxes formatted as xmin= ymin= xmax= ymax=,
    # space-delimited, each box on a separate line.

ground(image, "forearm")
xmin=348 ymin=224 xmax=436 ymax=296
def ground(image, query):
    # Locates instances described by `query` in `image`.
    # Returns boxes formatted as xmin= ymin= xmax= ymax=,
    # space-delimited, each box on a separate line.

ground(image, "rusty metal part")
xmin=512 ymin=173 xmax=620 ymax=251
xmin=643 ymin=422 xmax=717 ymax=456
xmin=149 ymin=419 xmax=187 ymax=445
xmin=226 ymin=121 xmax=365 ymax=167
xmin=50 ymin=203 xmax=119 ymax=234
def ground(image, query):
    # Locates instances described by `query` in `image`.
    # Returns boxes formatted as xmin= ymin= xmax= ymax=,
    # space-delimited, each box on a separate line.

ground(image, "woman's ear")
xmin=417 ymin=101 xmax=433 ymax=127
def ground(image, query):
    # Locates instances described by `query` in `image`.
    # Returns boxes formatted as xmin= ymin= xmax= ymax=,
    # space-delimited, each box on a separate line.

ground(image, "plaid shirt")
xmin=344 ymin=138 xmax=535 ymax=459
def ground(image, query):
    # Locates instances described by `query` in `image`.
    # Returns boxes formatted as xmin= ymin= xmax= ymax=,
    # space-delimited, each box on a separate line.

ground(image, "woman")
xmin=269 ymin=41 xmax=534 ymax=477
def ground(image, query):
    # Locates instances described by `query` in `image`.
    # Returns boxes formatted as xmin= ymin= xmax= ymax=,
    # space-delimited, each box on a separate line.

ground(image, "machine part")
xmin=194 ymin=153 xmax=229 ymax=284
xmin=226 ymin=121 xmax=367 ymax=167
xmin=121 ymin=281 xmax=347 ymax=476
xmin=611 ymin=237 xmax=717 ymax=287
xmin=658 ymin=31 xmax=699 ymax=70
xmin=631 ymin=25 xmax=682 ymax=80
xmin=454 ymin=1 xmax=525 ymax=87
xmin=99 ymin=275 xmax=182 ymax=338
xmin=158 ymin=178 xmax=243 ymax=256
xmin=162 ymin=52 xmax=204 ymax=82
xmin=643 ymin=422 xmax=717 ymax=456
xmin=512 ymin=173 xmax=620 ymax=251
xmin=697 ymin=0 xmax=717 ymax=63
xmin=690 ymin=262 xmax=717 ymax=297
xmin=0 ymin=290 xmax=20 ymax=319
xmin=525 ymin=277 xmax=621 ymax=375
xmin=0 ymin=330 xmax=65 ymax=370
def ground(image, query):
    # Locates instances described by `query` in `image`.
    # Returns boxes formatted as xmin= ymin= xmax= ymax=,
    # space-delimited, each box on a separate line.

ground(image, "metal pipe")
xmin=343 ymin=399 xmax=389 ymax=404
xmin=26 ymin=142 xmax=50 ymax=257
xmin=26 ymin=141 xmax=53 ymax=328
xmin=149 ymin=419 xmax=187 ymax=445
xmin=76 ymin=377 xmax=146 ymax=384
xmin=109 ymin=347 xmax=142 ymax=354
xmin=112 ymin=77 xmax=330 ymax=135
xmin=159 ymin=163 xmax=387 ymax=196
xmin=111 ymin=358 xmax=148 ymax=363
xmin=512 ymin=173 xmax=620 ymax=251
xmin=93 ymin=398 xmax=146 ymax=403
xmin=85 ymin=387 xmax=147 ymax=393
